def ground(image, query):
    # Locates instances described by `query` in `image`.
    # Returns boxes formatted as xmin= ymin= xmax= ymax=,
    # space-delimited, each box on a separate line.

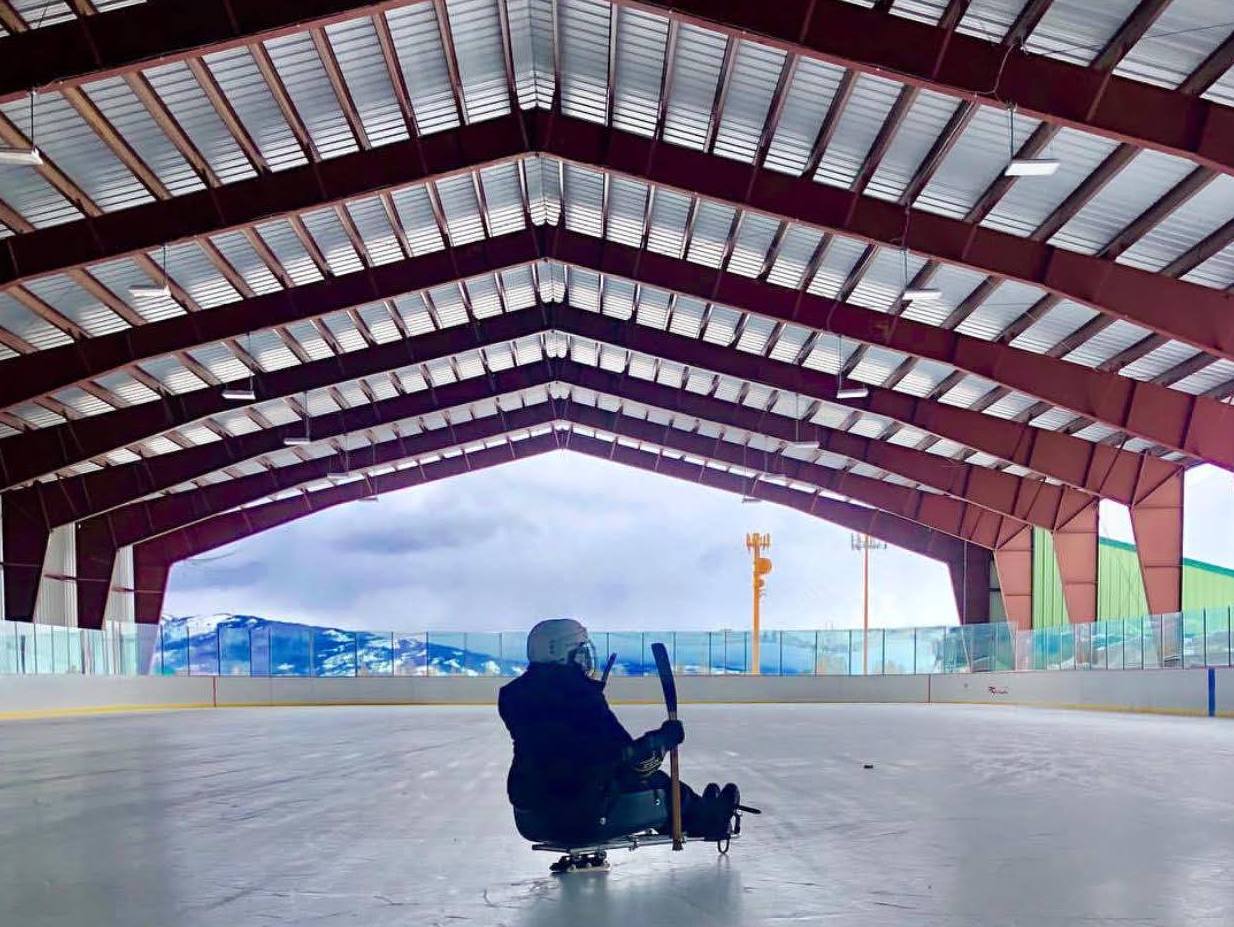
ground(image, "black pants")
xmin=612 ymin=770 xmax=701 ymax=836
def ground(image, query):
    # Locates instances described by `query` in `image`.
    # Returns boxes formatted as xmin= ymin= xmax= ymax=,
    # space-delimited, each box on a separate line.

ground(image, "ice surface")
xmin=1 ymin=703 xmax=1232 ymax=925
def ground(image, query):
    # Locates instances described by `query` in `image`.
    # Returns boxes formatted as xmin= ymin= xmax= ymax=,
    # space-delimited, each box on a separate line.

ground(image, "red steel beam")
xmin=79 ymin=396 xmax=1021 ymax=626
xmin=552 ymin=232 xmax=1234 ymax=468
xmin=628 ymin=0 xmax=1234 ymax=176
xmin=0 ymin=297 xmax=1185 ymax=509
xmin=1052 ymin=501 xmax=1098 ymax=623
xmin=0 ymin=304 xmax=546 ymax=490
xmin=992 ymin=525 xmax=1032 ymax=631
xmin=0 ymin=228 xmax=540 ymax=412
xmin=5 ymin=109 xmax=1234 ymax=368
xmin=129 ymin=429 xmax=977 ymax=624
xmin=537 ymin=114 xmax=1234 ymax=365
xmin=1129 ymin=468 xmax=1184 ymax=616
xmin=947 ymin=542 xmax=998 ymax=628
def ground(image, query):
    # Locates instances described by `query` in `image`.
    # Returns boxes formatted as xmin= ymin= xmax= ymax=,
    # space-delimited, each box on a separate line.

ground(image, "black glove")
xmin=652 ymin=719 xmax=684 ymax=751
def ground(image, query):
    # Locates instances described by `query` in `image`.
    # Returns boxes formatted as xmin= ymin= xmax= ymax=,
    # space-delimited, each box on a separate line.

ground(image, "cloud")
xmin=165 ymin=451 xmax=969 ymax=633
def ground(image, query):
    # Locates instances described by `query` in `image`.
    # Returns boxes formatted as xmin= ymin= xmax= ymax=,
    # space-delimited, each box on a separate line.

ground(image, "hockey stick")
xmin=649 ymin=642 xmax=683 ymax=851
xmin=600 ymin=652 xmax=617 ymax=687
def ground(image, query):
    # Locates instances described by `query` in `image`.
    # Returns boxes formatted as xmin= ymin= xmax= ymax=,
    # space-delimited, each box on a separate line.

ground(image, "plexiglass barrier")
xmin=1 ymin=609 xmax=1232 ymax=677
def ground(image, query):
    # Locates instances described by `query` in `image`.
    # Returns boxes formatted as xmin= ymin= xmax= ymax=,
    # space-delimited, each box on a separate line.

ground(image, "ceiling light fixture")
xmin=0 ymin=146 xmax=42 ymax=166
xmin=1004 ymin=157 xmax=1061 ymax=177
xmin=740 ymin=495 xmax=762 ymax=504
xmin=1003 ymin=104 xmax=1060 ymax=178
xmin=0 ymin=93 xmax=42 ymax=167
xmin=130 ymin=244 xmax=172 ymax=300
xmin=221 ymin=386 xmax=256 ymax=402
xmin=836 ymin=383 xmax=870 ymax=400
xmin=902 ymin=286 xmax=942 ymax=302
xmin=282 ymin=435 xmax=312 ymax=447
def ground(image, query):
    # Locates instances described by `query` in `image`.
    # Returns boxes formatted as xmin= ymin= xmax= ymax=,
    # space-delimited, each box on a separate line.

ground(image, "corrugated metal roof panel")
xmin=86 ymin=258 xmax=185 ymax=323
xmin=850 ymin=247 xmax=927 ymax=313
xmin=505 ymin=0 xmax=554 ymax=108
xmin=559 ymin=0 xmax=611 ymax=126
xmin=605 ymin=174 xmax=648 ymax=247
xmin=1009 ymin=299 xmax=1098 ymax=353
xmin=0 ymin=293 xmax=71 ymax=349
xmin=0 ymin=159 xmax=81 ymax=228
xmin=281 ymin=320 xmax=334 ymax=362
xmin=888 ymin=0 xmax=948 ymax=25
xmin=1115 ymin=0 xmax=1234 ymax=90
xmin=806 ymin=235 xmax=868 ymax=297
xmin=1063 ymin=318 xmax=1151 ymax=368
xmin=1025 ymin=0 xmax=1141 ymax=67
xmin=209 ymin=230 xmax=284 ymax=294
xmin=729 ymin=212 xmax=780 ymax=278
xmin=633 ymin=287 xmax=667 ymax=328
xmin=662 ymin=23 xmax=727 ymax=151
xmin=766 ymin=225 xmax=824 ymax=289
xmin=384 ymin=4 xmax=461 ymax=134
xmin=186 ymin=341 xmax=248 ymax=383
xmin=685 ymin=199 xmax=735 ymax=267
xmin=645 ymin=185 xmax=691 ymax=257
xmin=264 ymin=32 xmax=358 ymax=158
xmin=610 ymin=7 xmax=667 ymax=137
xmin=1120 ymin=339 xmax=1201 ymax=382
xmin=3 ymin=91 xmax=151 ymax=212
xmin=162 ymin=240 xmax=241 ymax=308
xmin=325 ymin=16 xmax=410 ymax=147
xmin=138 ymin=355 xmax=206 ymax=395
xmin=435 ymin=173 xmax=486 ymax=244
xmin=956 ymin=0 xmax=1022 ymax=43
xmin=1202 ymin=66 xmax=1234 ymax=108
xmin=983 ymin=127 xmax=1120 ymax=237
xmin=1171 ymin=358 xmax=1234 ymax=395
xmin=916 ymin=103 xmax=1035 ymax=218
xmin=302 ymin=207 xmax=365 ymax=275
xmin=1182 ymin=238 xmax=1234 ymax=289
xmin=255 ymin=218 xmax=327 ymax=286
xmin=1050 ymin=147 xmax=1196 ymax=255
xmin=1118 ymin=173 xmax=1234 ymax=272
xmin=563 ymin=162 xmax=604 ymax=236
xmin=866 ymin=89 xmax=961 ymax=203
xmin=357 ymin=302 xmax=401 ymax=342
xmin=500 ymin=264 xmax=538 ymax=308
xmin=446 ymin=0 xmax=513 ymax=123
xmin=713 ymin=40 xmax=786 ymax=163
xmin=895 ymin=357 xmax=953 ymax=397
xmin=764 ymin=56 xmax=847 ymax=176
xmin=390 ymin=183 xmax=447 ymax=254
xmin=345 ymin=196 xmax=404 ymax=265
xmin=956 ymin=279 xmax=1046 ymax=341
xmin=82 ymin=76 xmax=205 ymax=196
xmin=479 ymin=159 xmax=526 ymax=236
xmin=204 ymin=46 xmax=307 ymax=172
xmin=142 ymin=60 xmax=257 ymax=183
xmin=22 ymin=276 xmax=126 ymax=337
xmin=814 ymin=72 xmax=902 ymax=189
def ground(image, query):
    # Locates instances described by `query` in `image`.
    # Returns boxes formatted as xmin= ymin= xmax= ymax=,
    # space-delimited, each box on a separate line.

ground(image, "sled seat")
xmin=513 ymin=788 xmax=668 ymax=844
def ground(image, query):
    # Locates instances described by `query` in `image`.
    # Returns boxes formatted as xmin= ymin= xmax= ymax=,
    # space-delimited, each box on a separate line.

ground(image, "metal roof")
xmin=0 ymin=0 xmax=1230 ymax=618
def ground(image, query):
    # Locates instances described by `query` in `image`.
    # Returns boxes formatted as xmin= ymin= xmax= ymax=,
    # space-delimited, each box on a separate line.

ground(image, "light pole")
xmin=745 ymin=533 xmax=772 ymax=674
xmin=850 ymin=533 xmax=886 ymax=674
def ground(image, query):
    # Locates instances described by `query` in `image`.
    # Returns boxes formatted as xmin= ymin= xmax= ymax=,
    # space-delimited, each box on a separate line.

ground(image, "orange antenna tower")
xmin=745 ymin=532 xmax=772 ymax=674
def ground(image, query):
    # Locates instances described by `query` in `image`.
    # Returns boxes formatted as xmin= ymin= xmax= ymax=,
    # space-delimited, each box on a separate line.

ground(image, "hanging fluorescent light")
xmin=282 ymin=435 xmax=312 ymax=447
xmin=129 ymin=283 xmax=171 ymax=299
xmin=902 ymin=286 xmax=942 ymax=302
xmin=359 ymin=495 xmax=380 ymax=502
xmin=221 ymin=386 xmax=256 ymax=402
xmin=325 ymin=472 xmax=349 ymax=485
xmin=786 ymin=439 xmax=819 ymax=450
xmin=1004 ymin=157 xmax=1060 ymax=178
xmin=0 ymin=146 xmax=42 ymax=166
xmin=740 ymin=496 xmax=762 ymax=504
xmin=837 ymin=383 xmax=870 ymax=400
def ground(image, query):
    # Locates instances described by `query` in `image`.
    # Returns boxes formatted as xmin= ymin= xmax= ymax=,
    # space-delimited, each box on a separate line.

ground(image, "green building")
xmin=1031 ymin=528 xmax=1234 ymax=629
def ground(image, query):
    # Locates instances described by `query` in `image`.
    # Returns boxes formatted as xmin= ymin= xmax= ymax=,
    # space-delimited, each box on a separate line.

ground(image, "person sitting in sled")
xmin=498 ymin=618 xmax=742 ymax=846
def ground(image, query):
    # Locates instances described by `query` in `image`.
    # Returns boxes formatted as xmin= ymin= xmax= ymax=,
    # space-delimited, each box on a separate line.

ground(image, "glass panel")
xmin=913 ymin=627 xmax=944 ymax=674
xmin=270 ymin=625 xmax=311 ymax=676
xmin=817 ymin=631 xmax=850 ymax=674
xmin=34 ymin=625 xmax=55 ymax=673
xmin=0 ymin=622 xmax=15 ymax=674
xmin=312 ymin=629 xmax=355 ymax=676
xmin=673 ymin=632 xmax=710 ymax=675
xmin=219 ymin=626 xmax=252 ymax=675
xmin=160 ymin=623 xmax=188 ymax=675
xmin=848 ymin=631 xmax=865 ymax=675
xmin=607 ymin=632 xmax=645 ymax=676
xmin=758 ymin=631 xmax=781 ymax=675
xmin=1182 ymin=609 xmax=1206 ymax=668
xmin=187 ymin=623 xmax=220 ymax=675
xmin=781 ymin=632 xmax=815 ymax=676
xmin=394 ymin=633 xmax=428 ymax=675
xmin=644 ymin=633 xmax=672 ymax=677
xmin=499 ymin=631 xmax=528 ymax=676
xmin=427 ymin=632 xmax=466 ymax=675
xmin=250 ymin=625 xmax=271 ymax=676
xmin=463 ymin=632 xmax=501 ymax=675
xmin=1204 ymin=607 xmax=1231 ymax=667
xmin=721 ymin=631 xmax=749 ymax=675
xmin=707 ymin=632 xmax=727 ymax=674
xmin=356 ymin=632 xmax=394 ymax=676
xmin=884 ymin=629 xmax=915 ymax=674
xmin=1158 ymin=613 xmax=1183 ymax=668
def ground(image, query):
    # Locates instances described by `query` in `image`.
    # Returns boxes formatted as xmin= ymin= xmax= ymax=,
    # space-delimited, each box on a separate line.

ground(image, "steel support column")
xmin=993 ymin=527 xmax=1033 ymax=632
xmin=1052 ymin=503 xmax=1100 ymax=624
xmin=948 ymin=544 xmax=995 ymax=625
xmin=1130 ymin=469 xmax=1185 ymax=615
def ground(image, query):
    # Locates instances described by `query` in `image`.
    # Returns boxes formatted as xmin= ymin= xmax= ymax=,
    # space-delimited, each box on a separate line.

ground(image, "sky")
xmin=164 ymin=454 xmax=1234 ymax=634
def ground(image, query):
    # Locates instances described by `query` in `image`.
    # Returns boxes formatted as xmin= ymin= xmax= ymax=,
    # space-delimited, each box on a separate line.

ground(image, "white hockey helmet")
xmin=527 ymin=618 xmax=596 ymax=673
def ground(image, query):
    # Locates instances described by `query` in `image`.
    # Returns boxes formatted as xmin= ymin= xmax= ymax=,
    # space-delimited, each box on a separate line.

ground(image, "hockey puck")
xmin=863 ymin=763 xmax=875 ymax=770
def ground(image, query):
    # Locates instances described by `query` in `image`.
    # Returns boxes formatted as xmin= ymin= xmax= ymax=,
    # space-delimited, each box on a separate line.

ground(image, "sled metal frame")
xmin=531 ymin=831 xmax=738 ymax=857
